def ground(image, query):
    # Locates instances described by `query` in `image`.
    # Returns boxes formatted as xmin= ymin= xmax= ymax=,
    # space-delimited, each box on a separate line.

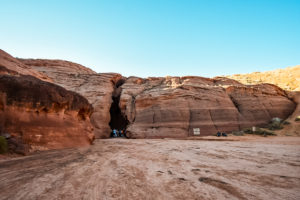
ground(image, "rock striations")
xmin=0 ymin=50 xmax=94 ymax=153
xmin=19 ymin=58 xmax=124 ymax=138
xmin=120 ymin=76 xmax=296 ymax=138
xmin=0 ymin=50 xmax=52 ymax=82
xmin=0 ymin=49 xmax=297 ymax=143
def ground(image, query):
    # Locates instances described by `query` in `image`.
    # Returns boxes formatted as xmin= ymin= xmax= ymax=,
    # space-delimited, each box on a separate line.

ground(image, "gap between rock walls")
xmin=109 ymin=78 xmax=129 ymax=137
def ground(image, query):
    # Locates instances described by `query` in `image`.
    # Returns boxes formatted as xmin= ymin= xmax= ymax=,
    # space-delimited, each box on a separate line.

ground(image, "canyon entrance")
xmin=109 ymin=79 xmax=128 ymax=136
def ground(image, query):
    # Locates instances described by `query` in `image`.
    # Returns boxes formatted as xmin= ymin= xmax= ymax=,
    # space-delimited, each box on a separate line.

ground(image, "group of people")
xmin=216 ymin=131 xmax=227 ymax=137
xmin=111 ymin=129 xmax=126 ymax=138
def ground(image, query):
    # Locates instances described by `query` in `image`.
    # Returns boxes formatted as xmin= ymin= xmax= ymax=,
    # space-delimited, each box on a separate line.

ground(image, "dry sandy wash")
xmin=1 ymin=136 xmax=300 ymax=200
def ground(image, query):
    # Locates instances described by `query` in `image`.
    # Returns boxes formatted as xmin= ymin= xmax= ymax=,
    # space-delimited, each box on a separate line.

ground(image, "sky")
xmin=0 ymin=0 xmax=299 ymax=77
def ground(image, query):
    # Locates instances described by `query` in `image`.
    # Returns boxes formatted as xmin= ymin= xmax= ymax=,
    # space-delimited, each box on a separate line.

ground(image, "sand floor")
xmin=0 ymin=136 xmax=300 ymax=200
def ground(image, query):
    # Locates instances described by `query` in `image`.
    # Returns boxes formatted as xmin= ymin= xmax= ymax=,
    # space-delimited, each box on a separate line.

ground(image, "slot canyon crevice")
xmin=109 ymin=78 xmax=128 ymax=134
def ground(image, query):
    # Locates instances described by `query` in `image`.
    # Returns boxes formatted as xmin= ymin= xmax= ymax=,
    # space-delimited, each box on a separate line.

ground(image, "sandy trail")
xmin=0 ymin=136 xmax=300 ymax=200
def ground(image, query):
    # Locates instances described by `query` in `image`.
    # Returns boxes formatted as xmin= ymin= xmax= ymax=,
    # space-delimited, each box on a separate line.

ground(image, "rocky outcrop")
xmin=19 ymin=58 xmax=123 ymax=138
xmin=18 ymin=58 xmax=96 ymax=75
xmin=17 ymin=53 xmax=298 ymax=139
xmin=0 ymin=75 xmax=94 ymax=153
xmin=273 ymin=91 xmax=300 ymax=136
xmin=120 ymin=76 xmax=296 ymax=138
xmin=0 ymin=49 xmax=51 ymax=82
xmin=226 ymin=84 xmax=296 ymax=127
xmin=0 ymin=50 xmax=95 ymax=153
xmin=226 ymin=65 xmax=300 ymax=91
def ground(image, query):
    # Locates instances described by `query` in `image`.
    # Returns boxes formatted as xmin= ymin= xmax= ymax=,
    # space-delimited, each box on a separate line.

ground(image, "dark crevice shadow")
xmin=109 ymin=79 xmax=128 ymax=135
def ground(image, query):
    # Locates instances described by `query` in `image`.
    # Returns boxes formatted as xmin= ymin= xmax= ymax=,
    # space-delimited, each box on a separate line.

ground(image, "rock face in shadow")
xmin=120 ymin=76 xmax=296 ymax=138
xmin=0 ymin=75 xmax=94 ymax=153
xmin=19 ymin=58 xmax=123 ymax=138
xmin=0 ymin=50 xmax=94 ymax=153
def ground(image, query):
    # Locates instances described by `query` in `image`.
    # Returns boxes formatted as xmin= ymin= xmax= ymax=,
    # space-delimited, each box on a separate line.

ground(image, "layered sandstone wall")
xmin=0 ymin=50 xmax=95 ymax=153
xmin=17 ymin=52 xmax=298 ymax=139
xmin=120 ymin=76 xmax=296 ymax=138
xmin=18 ymin=58 xmax=96 ymax=75
xmin=0 ymin=75 xmax=94 ymax=152
xmin=19 ymin=58 xmax=123 ymax=138
xmin=0 ymin=50 xmax=52 ymax=82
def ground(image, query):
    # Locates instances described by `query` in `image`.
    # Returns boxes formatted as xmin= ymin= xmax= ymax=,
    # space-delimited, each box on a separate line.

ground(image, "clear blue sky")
xmin=1 ymin=0 xmax=299 ymax=77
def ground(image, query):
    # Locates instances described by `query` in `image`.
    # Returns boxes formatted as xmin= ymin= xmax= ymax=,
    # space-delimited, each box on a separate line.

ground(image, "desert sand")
xmin=1 ymin=136 xmax=299 ymax=200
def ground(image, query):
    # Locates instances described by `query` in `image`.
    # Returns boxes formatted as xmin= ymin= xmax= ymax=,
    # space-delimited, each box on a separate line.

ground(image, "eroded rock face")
xmin=17 ymin=54 xmax=297 ymax=139
xmin=0 ymin=75 xmax=94 ymax=152
xmin=226 ymin=84 xmax=295 ymax=127
xmin=0 ymin=50 xmax=95 ymax=153
xmin=18 ymin=58 xmax=96 ymax=75
xmin=44 ymin=73 xmax=123 ymax=139
xmin=0 ymin=49 xmax=52 ymax=82
xmin=120 ymin=76 xmax=296 ymax=138
xmin=19 ymin=58 xmax=123 ymax=138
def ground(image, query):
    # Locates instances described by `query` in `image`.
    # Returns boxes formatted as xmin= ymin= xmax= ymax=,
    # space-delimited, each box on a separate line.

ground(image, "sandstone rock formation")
xmin=0 ymin=50 xmax=94 ymax=153
xmin=226 ymin=65 xmax=300 ymax=91
xmin=225 ymin=65 xmax=300 ymax=135
xmin=0 ymin=50 xmax=52 ymax=82
xmin=19 ymin=58 xmax=123 ymax=138
xmin=18 ymin=58 xmax=96 ymax=75
xmin=0 ymin=75 xmax=94 ymax=152
xmin=16 ymin=51 xmax=298 ymax=139
xmin=273 ymin=91 xmax=300 ymax=136
xmin=120 ymin=76 xmax=296 ymax=138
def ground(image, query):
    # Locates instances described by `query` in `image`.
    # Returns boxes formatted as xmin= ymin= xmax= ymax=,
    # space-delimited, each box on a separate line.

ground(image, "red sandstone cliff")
xmin=0 ymin=50 xmax=95 ymax=153
xmin=17 ymin=52 xmax=298 ymax=139
xmin=120 ymin=76 xmax=296 ymax=138
xmin=225 ymin=66 xmax=300 ymax=135
xmin=19 ymin=58 xmax=123 ymax=138
xmin=18 ymin=58 xmax=96 ymax=75
xmin=0 ymin=50 xmax=52 ymax=82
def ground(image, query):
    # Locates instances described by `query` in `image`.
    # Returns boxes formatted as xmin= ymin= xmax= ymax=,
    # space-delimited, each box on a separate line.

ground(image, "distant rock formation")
xmin=225 ymin=65 xmax=300 ymax=91
xmin=0 ymin=50 xmax=94 ymax=153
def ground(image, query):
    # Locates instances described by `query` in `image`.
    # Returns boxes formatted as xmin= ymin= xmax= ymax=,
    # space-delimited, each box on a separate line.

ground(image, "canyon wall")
xmin=225 ymin=65 xmax=300 ymax=135
xmin=120 ymin=76 xmax=296 ymax=138
xmin=0 ymin=50 xmax=52 ymax=82
xmin=19 ymin=58 xmax=123 ymax=138
xmin=0 ymin=50 xmax=94 ymax=153
xmin=16 ymin=51 xmax=298 ymax=139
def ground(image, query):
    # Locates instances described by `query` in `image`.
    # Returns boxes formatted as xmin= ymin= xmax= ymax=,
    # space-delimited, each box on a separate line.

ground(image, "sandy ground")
xmin=0 ymin=136 xmax=300 ymax=200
